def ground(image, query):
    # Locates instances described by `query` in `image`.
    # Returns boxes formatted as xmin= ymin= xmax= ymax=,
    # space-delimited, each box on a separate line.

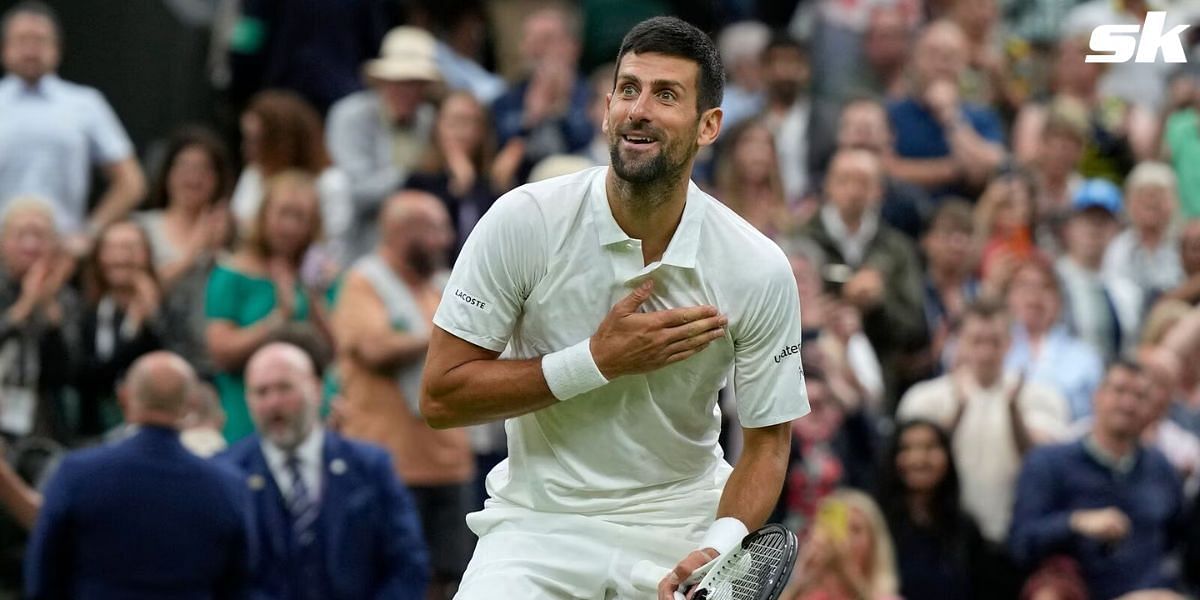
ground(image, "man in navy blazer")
xmin=24 ymin=352 xmax=254 ymax=599
xmin=219 ymin=342 xmax=429 ymax=600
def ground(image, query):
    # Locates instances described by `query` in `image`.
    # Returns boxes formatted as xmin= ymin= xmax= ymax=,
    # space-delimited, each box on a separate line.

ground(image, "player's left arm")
xmin=659 ymin=249 xmax=808 ymax=599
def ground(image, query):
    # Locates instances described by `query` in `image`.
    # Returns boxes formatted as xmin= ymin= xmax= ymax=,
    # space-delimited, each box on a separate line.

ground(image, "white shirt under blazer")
xmin=432 ymin=167 xmax=810 ymax=524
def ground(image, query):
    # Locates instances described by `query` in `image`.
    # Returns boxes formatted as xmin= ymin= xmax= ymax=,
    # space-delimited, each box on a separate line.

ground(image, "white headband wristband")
xmin=542 ymin=338 xmax=609 ymax=401
xmin=699 ymin=517 xmax=749 ymax=556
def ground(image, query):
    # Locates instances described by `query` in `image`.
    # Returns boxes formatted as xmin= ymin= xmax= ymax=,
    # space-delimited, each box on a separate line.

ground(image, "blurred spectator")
xmin=224 ymin=0 xmax=391 ymax=113
xmin=830 ymin=97 xmax=932 ymax=240
xmin=781 ymin=371 xmax=874 ymax=534
xmin=1164 ymin=69 xmax=1200 ymax=218
xmin=1137 ymin=346 xmax=1200 ymax=495
xmin=803 ymin=0 xmax=921 ymax=104
xmin=714 ymin=119 xmax=795 ymax=237
xmin=784 ymin=236 xmax=885 ymax=415
xmin=853 ymin=7 xmax=915 ymax=101
xmin=785 ymin=489 xmax=900 ymax=600
xmin=1060 ymin=0 xmax=1188 ymax=113
xmin=332 ymin=192 xmax=474 ymax=598
xmin=801 ymin=148 xmax=926 ymax=404
xmin=1164 ymin=220 xmax=1200 ymax=305
xmin=407 ymin=92 xmax=506 ymax=263
xmin=1057 ymin=179 xmax=1143 ymax=363
xmin=761 ymin=34 xmax=813 ymax=202
xmin=137 ymin=127 xmax=234 ymax=377
xmin=1010 ymin=359 xmax=1185 ymax=600
xmin=1103 ymin=162 xmax=1185 ymax=302
xmin=0 ymin=1 xmax=146 ymax=247
xmin=583 ymin=63 xmax=615 ymax=166
xmin=490 ymin=6 xmax=593 ymax=171
xmin=1003 ymin=0 xmax=1089 ymax=46
xmin=74 ymin=220 xmax=165 ymax=438
xmin=219 ymin=343 xmax=429 ymax=600
xmin=0 ymin=199 xmax=78 ymax=442
xmin=205 ymin=172 xmax=332 ymax=442
xmin=232 ymin=91 xmax=352 ymax=267
xmin=975 ymin=170 xmax=1040 ymax=282
xmin=1012 ymin=35 xmax=1156 ymax=183
xmin=877 ymin=419 xmax=988 ymax=600
xmin=951 ymin=0 xmax=1017 ymax=113
xmin=920 ymin=200 xmax=982 ymax=373
xmin=327 ymin=26 xmax=440 ymax=261
xmin=886 ymin=20 xmax=1006 ymax=199
xmin=898 ymin=298 xmax=1069 ymax=547
xmin=716 ymin=21 xmax=770 ymax=128
xmin=1005 ymin=258 xmax=1104 ymax=421
xmin=25 ymin=352 xmax=253 ymax=599
xmin=1026 ymin=97 xmax=1088 ymax=250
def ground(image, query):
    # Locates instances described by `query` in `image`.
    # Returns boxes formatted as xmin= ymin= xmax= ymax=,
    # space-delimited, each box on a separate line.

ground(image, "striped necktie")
xmin=285 ymin=454 xmax=319 ymax=546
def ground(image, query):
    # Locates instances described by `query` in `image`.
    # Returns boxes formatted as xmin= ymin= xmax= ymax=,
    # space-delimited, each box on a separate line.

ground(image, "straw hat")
xmin=365 ymin=26 xmax=441 ymax=82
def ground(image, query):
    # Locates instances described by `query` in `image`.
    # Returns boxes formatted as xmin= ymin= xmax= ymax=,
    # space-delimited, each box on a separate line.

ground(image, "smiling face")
xmin=604 ymin=52 xmax=721 ymax=189
xmin=97 ymin=222 xmax=151 ymax=292
xmin=896 ymin=423 xmax=950 ymax=495
xmin=0 ymin=207 xmax=55 ymax=278
xmin=167 ymin=145 xmax=219 ymax=211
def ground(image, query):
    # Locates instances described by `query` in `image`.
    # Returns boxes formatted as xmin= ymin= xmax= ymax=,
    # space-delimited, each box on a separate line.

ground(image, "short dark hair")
xmin=1 ymin=1 xmax=61 ymax=43
xmin=1106 ymin=356 xmax=1144 ymax=379
xmin=961 ymin=295 xmax=1010 ymax=325
xmin=762 ymin=32 xmax=807 ymax=59
xmin=615 ymin=16 xmax=725 ymax=112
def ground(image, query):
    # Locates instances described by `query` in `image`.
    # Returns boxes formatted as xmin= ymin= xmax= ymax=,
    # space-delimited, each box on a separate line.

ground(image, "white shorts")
xmin=453 ymin=501 xmax=715 ymax=600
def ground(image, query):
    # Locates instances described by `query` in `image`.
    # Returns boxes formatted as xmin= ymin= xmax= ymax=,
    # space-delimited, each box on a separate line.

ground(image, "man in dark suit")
xmin=219 ymin=342 xmax=429 ymax=600
xmin=24 ymin=352 xmax=254 ymax=599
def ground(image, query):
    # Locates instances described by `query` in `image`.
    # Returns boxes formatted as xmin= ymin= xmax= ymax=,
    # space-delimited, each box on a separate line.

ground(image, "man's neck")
xmin=929 ymin=264 xmax=965 ymax=288
xmin=1092 ymin=428 xmax=1137 ymax=462
xmin=131 ymin=411 xmax=180 ymax=430
xmin=838 ymin=209 xmax=865 ymax=234
xmin=605 ymin=168 xmax=689 ymax=265
xmin=971 ymin=368 xmax=1003 ymax=390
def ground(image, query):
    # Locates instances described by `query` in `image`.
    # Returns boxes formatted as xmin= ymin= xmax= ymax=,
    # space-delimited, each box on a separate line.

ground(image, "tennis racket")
xmin=631 ymin=523 xmax=798 ymax=600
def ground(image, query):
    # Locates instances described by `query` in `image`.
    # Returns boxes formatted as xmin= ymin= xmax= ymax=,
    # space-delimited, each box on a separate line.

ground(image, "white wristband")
xmin=542 ymin=338 xmax=609 ymax=401
xmin=699 ymin=517 xmax=749 ymax=556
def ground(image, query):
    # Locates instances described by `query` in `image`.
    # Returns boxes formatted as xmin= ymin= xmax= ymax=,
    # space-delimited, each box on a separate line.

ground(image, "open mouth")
xmin=621 ymin=134 xmax=658 ymax=146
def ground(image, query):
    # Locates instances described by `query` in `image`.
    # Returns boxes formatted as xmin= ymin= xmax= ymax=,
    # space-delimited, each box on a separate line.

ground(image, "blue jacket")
xmin=1009 ymin=439 xmax=1183 ymax=599
xmin=218 ymin=431 xmax=429 ymax=600
xmin=24 ymin=426 xmax=254 ymax=599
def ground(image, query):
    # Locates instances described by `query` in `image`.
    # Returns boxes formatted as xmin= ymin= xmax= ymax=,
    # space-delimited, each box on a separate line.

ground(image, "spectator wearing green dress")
xmin=1164 ymin=71 xmax=1200 ymax=218
xmin=204 ymin=170 xmax=333 ymax=441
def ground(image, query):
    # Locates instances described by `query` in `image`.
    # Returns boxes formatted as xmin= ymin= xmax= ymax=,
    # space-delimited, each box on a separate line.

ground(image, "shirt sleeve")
xmin=204 ymin=266 xmax=240 ymax=322
xmin=730 ymin=249 xmax=810 ymax=428
xmin=432 ymin=190 xmax=546 ymax=352
xmin=968 ymin=105 xmax=1006 ymax=144
xmin=84 ymin=89 xmax=134 ymax=166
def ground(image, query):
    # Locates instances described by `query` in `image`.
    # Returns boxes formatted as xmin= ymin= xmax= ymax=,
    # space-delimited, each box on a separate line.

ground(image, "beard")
xmin=406 ymin=241 xmax=441 ymax=279
xmin=607 ymin=122 xmax=697 ymax=186
xmin=767 ymin=79 xmax=801 ymax=106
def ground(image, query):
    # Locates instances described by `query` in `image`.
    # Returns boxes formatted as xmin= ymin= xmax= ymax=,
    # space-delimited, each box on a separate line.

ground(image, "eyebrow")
xmin=615 ymin=74 xmax=685 ymax=91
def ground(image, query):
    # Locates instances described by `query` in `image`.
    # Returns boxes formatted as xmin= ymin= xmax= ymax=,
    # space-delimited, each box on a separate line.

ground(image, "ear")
xmin=601 ymin=93 xmax=613 ymax=134
xmin=696 ymin=107 xmax=723 ymax=148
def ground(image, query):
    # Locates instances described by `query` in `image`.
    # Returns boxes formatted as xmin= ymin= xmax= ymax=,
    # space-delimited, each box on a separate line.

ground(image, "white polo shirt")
xmin=433 ymin=166 xmax=809 ymax=522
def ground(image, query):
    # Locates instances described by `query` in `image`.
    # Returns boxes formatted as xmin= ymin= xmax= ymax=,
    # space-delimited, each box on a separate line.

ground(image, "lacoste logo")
xmin=454 ymin=289 xmax=490 ymax=312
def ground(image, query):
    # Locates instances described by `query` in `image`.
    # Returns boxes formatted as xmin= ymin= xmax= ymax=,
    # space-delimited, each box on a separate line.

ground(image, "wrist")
xmin=541 ymin=338 xmax=609 ymax=401
xmin=699 ymin=517 xmax=749 ymax=556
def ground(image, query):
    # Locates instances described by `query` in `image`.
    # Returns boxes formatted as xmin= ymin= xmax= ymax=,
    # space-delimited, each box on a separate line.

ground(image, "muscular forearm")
xmin=714 ymin=423 xmax=791 ymax=533
xmin=422 ymin=356 xmax=556 ymax=428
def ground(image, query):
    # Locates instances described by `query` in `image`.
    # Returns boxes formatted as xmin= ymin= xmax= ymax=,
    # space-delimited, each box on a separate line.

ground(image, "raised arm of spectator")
xmin=332 ymin=272 xmax=428 ymax=374
xmin=88 ymin=158 xmax=147 ymax=235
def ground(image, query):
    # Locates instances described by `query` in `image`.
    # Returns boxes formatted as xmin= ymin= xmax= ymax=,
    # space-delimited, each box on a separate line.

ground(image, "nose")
xmin=627 ymin=90 xmax=650 ymax=123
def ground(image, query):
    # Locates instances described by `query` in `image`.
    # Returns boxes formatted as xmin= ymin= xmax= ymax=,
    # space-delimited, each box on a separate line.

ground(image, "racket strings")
xmin=699 ymin=533 xmax=791 ymax=600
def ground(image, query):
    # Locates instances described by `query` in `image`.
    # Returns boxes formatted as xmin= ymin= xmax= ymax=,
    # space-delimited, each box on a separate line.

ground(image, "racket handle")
xmin=629 ymin=560 xmax=687 ymax=600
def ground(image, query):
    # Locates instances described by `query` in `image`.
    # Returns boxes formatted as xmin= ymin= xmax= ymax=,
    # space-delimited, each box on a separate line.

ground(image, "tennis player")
xmin=421 ymin=16 xmax=809 ymax=599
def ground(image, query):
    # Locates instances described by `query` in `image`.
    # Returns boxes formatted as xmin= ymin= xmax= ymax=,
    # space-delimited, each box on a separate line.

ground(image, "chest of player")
xmin=514 ymin=242 xmax=736 ymax=385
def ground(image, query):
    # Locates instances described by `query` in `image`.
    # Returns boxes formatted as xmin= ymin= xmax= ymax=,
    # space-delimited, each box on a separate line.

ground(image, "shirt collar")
xmin=819 ymin=204 xmax=879 ymax=265
xmin=0 ymin=74 xmax=58 ymax=98
xmin=589 ymin=167 xmax=707 ymax=269
xmin=1083 ymin=434 xmax=1138 ymax=475
xmin=261 ymin=425 xmax=325 ymax=471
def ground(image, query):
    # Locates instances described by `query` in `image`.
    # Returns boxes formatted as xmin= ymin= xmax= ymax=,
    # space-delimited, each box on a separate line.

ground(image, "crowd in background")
xmin=4 ymin=0 xmax=1200 ymax=598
